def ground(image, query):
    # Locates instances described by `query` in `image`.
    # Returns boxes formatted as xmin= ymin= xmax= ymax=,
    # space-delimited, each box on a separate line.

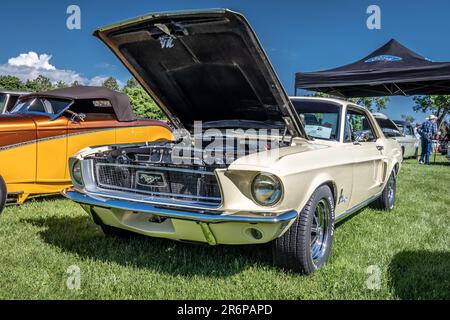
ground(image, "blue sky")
xmin=1 ymin=0 xmax=450 ymax=122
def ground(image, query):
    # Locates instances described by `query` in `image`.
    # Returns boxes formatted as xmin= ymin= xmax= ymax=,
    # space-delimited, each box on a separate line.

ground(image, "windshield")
xmin=11 ymin=98 xmax=71 ymax=117
xmin=292 ymin=100 xmax=340 ymax=141
xmin=375 ymin=118 xmax=403 ymax=137
xmin=0 ymin=94 xmax=6 ymax=113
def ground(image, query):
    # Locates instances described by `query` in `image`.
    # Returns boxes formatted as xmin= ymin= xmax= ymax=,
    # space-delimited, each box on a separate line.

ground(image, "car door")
xmin=344 ymin=107 xmax=386 ymax=208
xmin=0 ymin=114 xmax=37 ymax=185
xmin=26 ymin=98 xmax=70 ymax=182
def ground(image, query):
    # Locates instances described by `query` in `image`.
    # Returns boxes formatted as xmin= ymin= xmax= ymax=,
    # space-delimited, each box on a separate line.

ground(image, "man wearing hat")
xmin=418 ymin=114 xmax=438 ymax=164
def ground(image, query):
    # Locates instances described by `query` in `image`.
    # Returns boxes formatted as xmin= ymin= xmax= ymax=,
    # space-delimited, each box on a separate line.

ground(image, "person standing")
xmin=418 ymin=115 xmax=438 ymax=165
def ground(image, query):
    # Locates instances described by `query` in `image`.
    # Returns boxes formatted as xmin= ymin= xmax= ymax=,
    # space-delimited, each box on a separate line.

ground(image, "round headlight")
xmin=251 ymin=173 xmax=283 ymax=206
xmin=72 ymin=160 xmax=84 ymax=186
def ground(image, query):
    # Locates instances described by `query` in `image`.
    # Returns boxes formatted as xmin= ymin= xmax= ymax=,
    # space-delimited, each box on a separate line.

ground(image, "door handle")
xmin=376 ymin=145 xmax=384 ymax=151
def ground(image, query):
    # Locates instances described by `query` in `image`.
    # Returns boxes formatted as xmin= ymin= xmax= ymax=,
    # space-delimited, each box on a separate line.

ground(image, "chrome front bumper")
xmin=62 ymin=188 xmax=298 ymax=245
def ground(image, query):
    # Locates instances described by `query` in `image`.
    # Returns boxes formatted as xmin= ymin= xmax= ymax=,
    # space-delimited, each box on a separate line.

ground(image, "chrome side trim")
xmin=0 ymin=128 xmax=114 ymax=152
xmin=62 ymin=188 xmax=298 ymax=224
xmin=335 ymin=192 xmax=382 ymax=221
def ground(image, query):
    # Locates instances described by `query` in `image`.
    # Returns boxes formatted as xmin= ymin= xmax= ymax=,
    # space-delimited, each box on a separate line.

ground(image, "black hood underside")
xmin=95 ymin=9 xmax=305 ymax=138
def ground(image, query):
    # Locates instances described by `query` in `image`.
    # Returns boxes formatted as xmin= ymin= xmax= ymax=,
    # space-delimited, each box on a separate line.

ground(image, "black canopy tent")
xmin=295 ymin=39 xmax=450 ymax=97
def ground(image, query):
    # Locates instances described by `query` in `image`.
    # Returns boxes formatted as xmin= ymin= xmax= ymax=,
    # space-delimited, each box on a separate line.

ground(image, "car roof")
xmin=372 ymin=112 xmax=390 ymax=119
xmin=290 ymin=96 xmax=346 ymax=105
xmin=20 ymin=86 xmax=136 ymax=122
xmin=289 ymin=96 xmax=368 ymax=112
xmin=0 ymin=90 xmax=29 ymax=95
xmin=393 ymin=120 xmax=409 ymax=125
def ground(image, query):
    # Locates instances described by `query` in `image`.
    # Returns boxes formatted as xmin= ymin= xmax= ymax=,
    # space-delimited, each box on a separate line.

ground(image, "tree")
xmin=25 ymin=75 xmax=53 ymax=92
xmin=350 ymin=97 xmax=389 ymax=113
xmin=102 ymin=77 xmax=120 ymax=91
xmin=70 ymin=81 xmax=81 ymax=87
xmin=55 ymin=81 xmax=68 ymax=89
xmin=124 ymin=86 xmax=165 ymax=120
xmin=311 ymin=92 xmax=389 ymax=112
xmin=401 ymin=114 xmax=415 ymax=123
xmin=413 ymin=95 xmax=449 ymax=126
xmin=0 ymin=76 xmax=26 ymax=91
xmin=124 ymin=77 xmax=140 ymax=89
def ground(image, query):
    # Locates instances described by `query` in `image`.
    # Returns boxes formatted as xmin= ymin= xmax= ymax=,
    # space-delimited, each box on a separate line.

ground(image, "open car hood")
xmin=94 ymin=9 xmax=306 ymax=138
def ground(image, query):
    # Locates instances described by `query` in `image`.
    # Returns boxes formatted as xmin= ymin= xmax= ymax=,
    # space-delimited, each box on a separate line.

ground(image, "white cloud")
xmin=88 ymin=76 xmax=110 ymax=86
xmin=8 ymin=52 xmax=56 ymax=71
xmin=0 ymin=52 xmax=120 ymax=87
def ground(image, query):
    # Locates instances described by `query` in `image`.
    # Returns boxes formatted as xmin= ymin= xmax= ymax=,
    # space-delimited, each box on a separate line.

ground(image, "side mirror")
xmin=77 ymin=113 xmax=86 ymax=122
xmin=66 ymin=110 xmax=86 ymax=123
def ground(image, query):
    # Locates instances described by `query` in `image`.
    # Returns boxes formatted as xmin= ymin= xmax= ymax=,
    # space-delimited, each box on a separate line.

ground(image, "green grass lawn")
xmin=0 ymin=156 xmax=449 ymax=300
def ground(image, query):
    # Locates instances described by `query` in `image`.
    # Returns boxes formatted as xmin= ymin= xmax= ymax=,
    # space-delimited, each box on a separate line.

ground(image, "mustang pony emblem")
xmin=136 ymin=172 xmax=167 ymax=188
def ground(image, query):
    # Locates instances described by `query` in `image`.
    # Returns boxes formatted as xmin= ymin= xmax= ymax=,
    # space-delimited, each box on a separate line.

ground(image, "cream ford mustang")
xmin=63 ymin=9 xmax=402 ymax=274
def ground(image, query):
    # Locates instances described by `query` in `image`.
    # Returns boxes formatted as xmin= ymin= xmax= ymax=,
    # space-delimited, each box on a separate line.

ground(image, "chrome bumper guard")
xmin=62 ymin=188 xmax=298 ymax=225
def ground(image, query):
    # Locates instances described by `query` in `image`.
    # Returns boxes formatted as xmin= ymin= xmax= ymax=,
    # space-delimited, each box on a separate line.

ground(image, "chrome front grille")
xmin=94 ymin=162 xmax=221 ymax=205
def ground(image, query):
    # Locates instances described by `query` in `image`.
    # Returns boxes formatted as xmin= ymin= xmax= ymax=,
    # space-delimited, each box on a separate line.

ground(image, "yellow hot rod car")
xmin=0 ymin=86 xmax=172 ymax=212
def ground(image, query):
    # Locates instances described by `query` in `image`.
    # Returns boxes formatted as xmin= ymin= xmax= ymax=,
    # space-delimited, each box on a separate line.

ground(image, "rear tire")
xmin=0 ymin=176 xmax=6 ymax=215
xmin=272 ymin=185 xmax=335 ymax=274
xmin=372 ymin=171 xmax=396 ymax=211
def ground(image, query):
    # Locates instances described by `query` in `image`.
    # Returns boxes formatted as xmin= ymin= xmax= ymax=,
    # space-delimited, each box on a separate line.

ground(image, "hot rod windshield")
xmin=11 ymin=97 xmax=72 ymax=118
xmin=292 ymin=100 xmax=340 ymax=141
xmin=0 ymin=94 xmax=6 ymax=112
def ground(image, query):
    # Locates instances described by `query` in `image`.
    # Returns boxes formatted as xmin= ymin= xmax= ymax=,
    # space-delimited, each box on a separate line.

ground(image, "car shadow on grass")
xmin=22 ymin=216 xmax=274 ymax=277
xmin=388 ymin=251 xmax=450 ymax=299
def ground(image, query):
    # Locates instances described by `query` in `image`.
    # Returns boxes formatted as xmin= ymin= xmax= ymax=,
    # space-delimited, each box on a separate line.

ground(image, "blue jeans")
xmin=420 ymin=137 xmax=432 ymax=164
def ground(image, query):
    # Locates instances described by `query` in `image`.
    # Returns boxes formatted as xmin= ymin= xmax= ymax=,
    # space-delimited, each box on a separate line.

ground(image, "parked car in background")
xmin=438 ymin=136 xmax=448 ymax=155
xmin=0 ymin=86 xmax=172 ymax=212
xmin=0 ymin=91 xmax=28 ymax=114
xmin=63 ymin=9 xmax=402 ymax=274
xmin=373 ymin=114 xmax=419 ymax=158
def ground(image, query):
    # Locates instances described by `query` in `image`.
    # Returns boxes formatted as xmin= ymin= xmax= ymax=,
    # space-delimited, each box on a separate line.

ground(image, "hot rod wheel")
xmin=272 ymin=185 xmax=335 ymax=274
xmin=0 ymin=175 xmax=6 ymax=215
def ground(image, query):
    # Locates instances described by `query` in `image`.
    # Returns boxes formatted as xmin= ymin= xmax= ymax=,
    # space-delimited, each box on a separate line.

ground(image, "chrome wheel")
xmin=311 ymin=199 xmax=330 ymax=262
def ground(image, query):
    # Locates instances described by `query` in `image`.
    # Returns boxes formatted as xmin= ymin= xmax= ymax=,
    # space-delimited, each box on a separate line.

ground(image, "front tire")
xmin=0 ymin=176 xmax=6 ymax=215
xmin=372 ymin=171 xmax=396 ymax=211
xmin=100 ymin=224 xmax=135 ymax=238
xmin=90 ymin=209 xmax=135 ymax=238
xmin=272 ymin=185 xmax=335 ymax=274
